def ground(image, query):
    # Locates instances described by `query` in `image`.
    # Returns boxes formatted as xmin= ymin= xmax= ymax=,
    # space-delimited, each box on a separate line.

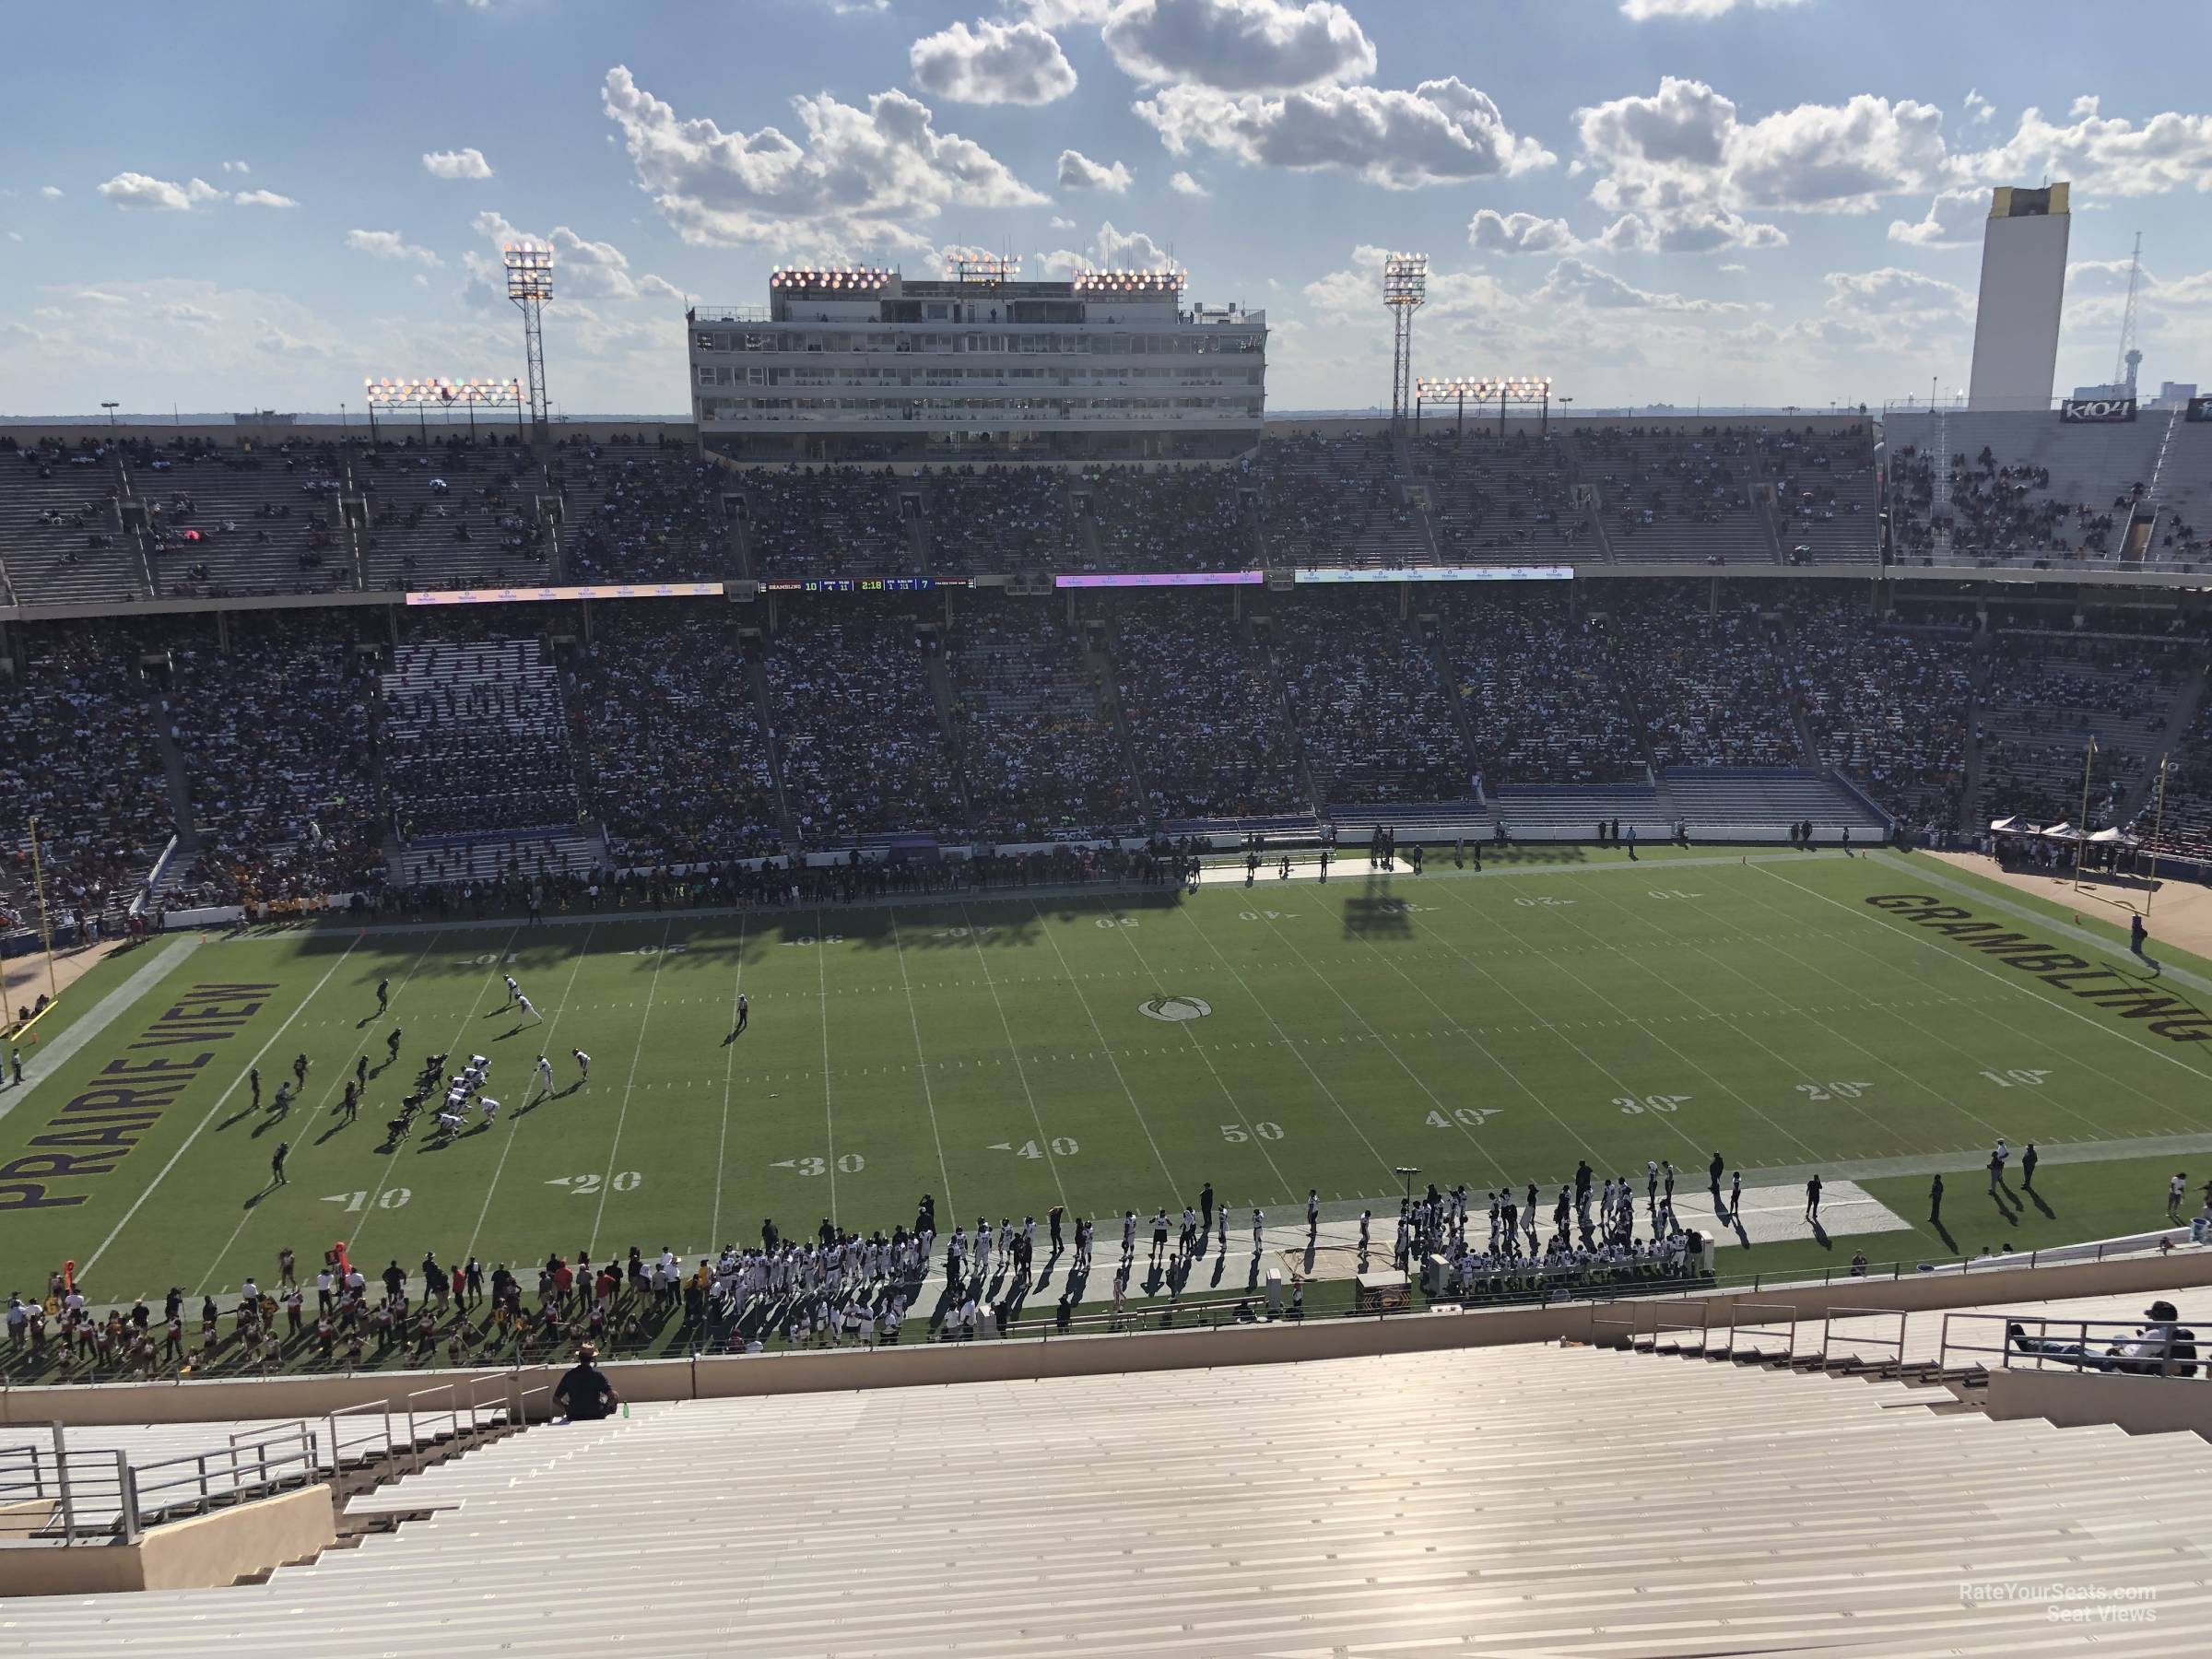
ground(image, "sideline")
xmin=0 ymin=936 xmax=199 ymax=1128
xmin=1870 ymin=850 xmax=2212 ymax=1003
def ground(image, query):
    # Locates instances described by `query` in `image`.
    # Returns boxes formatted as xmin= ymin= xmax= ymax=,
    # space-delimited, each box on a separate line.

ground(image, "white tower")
xmin=1967 ymin=183 xmax=2069 ymax=412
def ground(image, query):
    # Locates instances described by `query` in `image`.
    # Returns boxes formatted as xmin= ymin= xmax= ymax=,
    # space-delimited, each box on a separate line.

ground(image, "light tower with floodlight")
xmin=504 ymin=242 xmax=554 ymax=437
xmin=1382 ymin=253 xmax=1428 ymax=434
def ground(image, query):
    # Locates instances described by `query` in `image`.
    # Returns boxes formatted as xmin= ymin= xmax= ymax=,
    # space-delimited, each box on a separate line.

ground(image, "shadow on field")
xmin=1341 ymin=873 xmax=1415 ymax=940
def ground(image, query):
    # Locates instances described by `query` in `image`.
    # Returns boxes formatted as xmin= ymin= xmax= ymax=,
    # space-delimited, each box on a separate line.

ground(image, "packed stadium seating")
xmin=761 ymin=607 xmax=966 ymax=844
xmin=1084 ymin=464 xmax=1255 ymax=571
xmin=1269 ymin=594 xmax=1474 ymax=806
xmin=945 ymin=600 xmax=1138 ymax=840
xmin=163 ymin=612 xmax=383 ymax=906
xmin=1107 ymin=593 xmax=1308 ymax=820
xmin=1251 ymin=429 xmax=1428 ymax=566
xmin=551 ymin=437 xmax=733 ymax=582
xmin=354 ymin=439 xmax=552 ymax=591
xmin=565 ymin=606 xmax=782 ymax=864
xmin=1976 ymin=634 xmax=2187 ymax=826
xmin=1607 ymin=588 xmax=1802 ymax=767
xmin=920 ymin=465 xmax=1081 ymax=574
xmin=1441 ymin=587 xmax=1641 ymax=785
xmin=742 ymin=466 xmax=919 ymax=579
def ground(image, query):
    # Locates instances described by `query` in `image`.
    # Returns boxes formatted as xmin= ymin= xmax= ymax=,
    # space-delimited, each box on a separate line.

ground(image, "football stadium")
xmin=7 ymin=3 xmax=2212 ymax=1650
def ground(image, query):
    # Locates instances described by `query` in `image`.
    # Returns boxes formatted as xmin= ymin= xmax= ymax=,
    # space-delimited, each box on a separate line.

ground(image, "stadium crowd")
xmin=1111 ymin=596 xmax=1308 ymax=820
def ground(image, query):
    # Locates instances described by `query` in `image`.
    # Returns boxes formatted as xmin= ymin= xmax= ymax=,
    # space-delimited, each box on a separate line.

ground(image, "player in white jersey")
xmin=572 ymin=1049 xmax=591 ymax=1082
xmin=1251 ymin=1207 xmax=1264 ymax=1253
xmin=479 ymin=1097 xmax=500 ymax=1125
xmin=437 ymin=1108 xmax=465 ymax=1137
xmin=516 ymin=994 xmax=537 ymax=1022
xmin=536 ymin=1055 xmax=556 ymax=1094
xmin=503 ymin=975 xmax=520 ymax=1007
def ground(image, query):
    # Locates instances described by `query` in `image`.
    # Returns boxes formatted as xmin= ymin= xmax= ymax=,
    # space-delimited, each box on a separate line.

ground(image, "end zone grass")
xmin=6 ymin=847 xmax=2210 ymax=1331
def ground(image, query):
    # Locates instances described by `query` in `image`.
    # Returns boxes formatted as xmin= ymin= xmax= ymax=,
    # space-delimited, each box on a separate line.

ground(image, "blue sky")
xmin=4 ymin=0 xmax=2209 ymax=418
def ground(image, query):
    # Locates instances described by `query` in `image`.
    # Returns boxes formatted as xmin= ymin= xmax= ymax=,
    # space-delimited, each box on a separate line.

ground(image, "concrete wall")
xmin=10 ymin=1251 xmax=2212 ymax=1427
xmin=0 ymin=1483 xmax=335 ymax=1596
xmin=1987 ymin=1368 xmax=2212 ymax=1439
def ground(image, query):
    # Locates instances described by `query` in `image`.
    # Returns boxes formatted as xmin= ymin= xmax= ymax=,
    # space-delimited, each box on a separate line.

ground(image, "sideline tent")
xmin=1987 ymin=816 xmax=2021 ymax=833
xmin=2088 ymin=827 xmax=2139 ymax=845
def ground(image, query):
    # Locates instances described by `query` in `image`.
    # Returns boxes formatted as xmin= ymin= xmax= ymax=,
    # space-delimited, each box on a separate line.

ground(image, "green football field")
xmin=8 ymin=844 xmax=2212 ymax=1312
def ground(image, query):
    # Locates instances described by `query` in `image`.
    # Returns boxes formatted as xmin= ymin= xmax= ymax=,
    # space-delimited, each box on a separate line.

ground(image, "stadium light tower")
xmin=1464 ymin=375 xmax=1554 ymax=438
xmin=364 ymin=377 xmax=524 ymax=443
xmin=504 ymin=242 xmax=555 ymax=438
xmin=1381 ymin=253 xmax=1427 ymax=434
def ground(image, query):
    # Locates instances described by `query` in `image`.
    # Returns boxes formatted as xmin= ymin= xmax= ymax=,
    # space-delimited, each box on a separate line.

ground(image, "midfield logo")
xmin=1139 ymin=995 xmax=1213 ymax=1022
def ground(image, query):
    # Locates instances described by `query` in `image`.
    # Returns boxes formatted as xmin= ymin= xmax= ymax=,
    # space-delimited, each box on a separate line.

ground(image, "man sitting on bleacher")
xmin=554 ymin=1341 xmax=621 ymax=1421
xmin=2008 ymin=1300 xmax=2197 ymax=1377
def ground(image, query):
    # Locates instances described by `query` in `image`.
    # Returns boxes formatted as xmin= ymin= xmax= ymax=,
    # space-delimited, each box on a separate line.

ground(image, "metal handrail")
xmin=128 ymin=1426 xmax=319 ymax=1531
xmin=1724 ymin=1301 xmax=1799 ymax=1363
xmin=403 ymin=1383 xmax=460 ymax=1474
xmin=324 ymin=1400 xmax=395 ymax=1475
xmin=1818 ymin=1306 xmax=1908 ymax=1372
xmin=1940 ymin=1312 xmax=2206 ymax=1380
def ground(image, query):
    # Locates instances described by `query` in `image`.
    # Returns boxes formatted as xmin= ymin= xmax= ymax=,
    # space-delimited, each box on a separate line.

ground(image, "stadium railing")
xmin=0 ymin=1420 xmax=320 ymax=1545
xmin=1938 ymin=1312 xmax=2205 ymax=1380
xmin=1817 ymin=1306 xmax=1909 ymax=1371
xmin=1720 ymin=1300 xmax=1798 ymax=1362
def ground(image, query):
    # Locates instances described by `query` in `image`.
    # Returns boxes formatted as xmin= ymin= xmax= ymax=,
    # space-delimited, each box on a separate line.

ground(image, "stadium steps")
xmin=1251 ymin=610 xmax=1324 ymax=815
xmin=1418 ymin=611 xmax=1486 ymax=784
xmin=1086 ymin=625 xmax=1154 ymax=821
xmin=148 ymin=702 xmax=200 ymax=839
xmin=744 ymin=654 xmax=804 ymax=849
xmin=21 ymin=1347 xmax=2212 ymax=1654
xmin=923 ymin=651 xmax=982 ymax=838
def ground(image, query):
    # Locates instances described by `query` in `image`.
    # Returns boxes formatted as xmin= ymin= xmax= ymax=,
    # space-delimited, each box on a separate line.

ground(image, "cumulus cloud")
xmin=1022 ymin=0 xmax=1113 ymax=23
xmin=1058 ymin=148 xmax=1134 ymax=191
xmin=345 ymin=228 xmax=442 ymax=265
xmin=1136 ymin=76 xmax=1554 ymax=189
xmin=469 ymin=210 xmax=679 ymax=304
xmin=1596 ymin=206 xmax=1785 ymax=253
xmin=1535 ymin=255 xmax=1745 ymax=312
xmin=423 ymin=147 xmax=495 ymax=180
xmin=96 ymin=171 xmax=226 ymax=211
xmin=1962 ymin=98 xmax=2212 ymax=197
xmin=1169 ymin=170 xmax=1208 ymax=195
xmin=1468 ymin=208 xmax=1582 ymax=255
xmin=1300 ymin=244 xmax=1519 ymax=322
xmin=1103 ymin=0 xmax=1375 ymax=93
xmin=1577 ymin=76 xmax=1949 ymax=218
xmin=1822 ymin=265 xmax=1971 ymax=321
xmin=1962 ymin=88 xmax=1994 ymax=124
xmin=601 ymin=65 xmax=1046 ymax=252
xmin=1035 ymin=219 xmax=1173 ymax=276
xmin=910 ymin=18 xmax=1077 ymax=105
xmin=1886 ymin=185 xmax=1986 ymax=246
xmin=231 ymin=189 xmax=300 ymax=208
xmin=1619 ymin=0 xmax=1806 ymax=18
xmin=221 ymin=159 xmax=250 ymax=174
xmin=39 ymin=185 xmax=61 ymax=200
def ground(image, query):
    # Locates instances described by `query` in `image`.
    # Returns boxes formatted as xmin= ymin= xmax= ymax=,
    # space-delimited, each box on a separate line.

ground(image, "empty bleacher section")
xmin=0 ymin=624 xmax=171 ymax=928
xmin=1574 ymin=423 xmax=1775 ymax=563
xmin=353 ymin=438 xmax=551 ymax=591
xmin=1412 ymin=430 xmax=1591 ymax=561
xmin=762 ymin=608 xmax=965 ymax=844
xmin=162 ymin=614 xmax=382 ymax=906
xmin=921 ymin=465 xmax=1080 ymax=574
xmin=1976 ymin=633 xmax=2187 ymax=825
xmin=1887 ymin=407 xmax=2212 ymax=571
xmin=945 ymin=601 xmax=1137 ymax=841
xmin=0 ymin=439 xmax=140 ymax=605
xmin=1108 ymin=594 xmax=1307 ymax=821
xmin=1268 ymin=594 xmax=1473 ymax=806
xmin=565 ymin=607 xmax=782 ymax=864
xmin=19 ymin=1341 xmax=2212 ymax=1654
xmin=381 ymin=639 xmax=582 ymax=841
xmin=130 ymin=437 xmax=353 ymax=599
xmin=1762 ymin=423 xmax=1878 ymax=561
xmin=551 ymin=436 xmax=732 ymax=582
xmin=741 ymin=466 xmax=916 ymax=579
xmin=1084 ymin=464 xmax=1251 ymax=571
xmin=1662 ymin=767 xmax=1887 ymax=833
xmin=1251 ymin=429 xmax=1426 ymax=566
xmin=1442 ymin=588 xmax=1639 ymax=784
xmin=1786 ymin=593 xmax=1975 ymax=831
xmin=1609 ymin=590 xmax=1801 ymax=767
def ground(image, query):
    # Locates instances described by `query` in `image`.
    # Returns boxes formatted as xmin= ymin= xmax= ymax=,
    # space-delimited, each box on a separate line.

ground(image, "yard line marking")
xmin=1431 ymin=877 xmax=1816 ymax=1161
xmin=1028 ymin=903 xmax=1179 ymax=1194
xmin=709 ymin=911 xmax=750 ymax=1253
xmin=465 ymin=925 xmax=597 ymax=1267
xmin=1757 ymin=863 xmax=2212 ymax=1100
xmin=956 ymin=901 xmax=1069 ymax=1210
xmin=591 ymin=920 xmax=675 ymax=1254
xmin=888 ymin=911 xmax=956 ymax=1218
xmin=813 ymin=908 xmax=840 ymax=1226
xmin=83 ymin=936 xmax=359 ymax=1283
xmin=348 ymin=924 xmax=526 ymax=1258
xmin=195 ymin=934 xmax=442 ymax=1293
xmin=1737 ymin=867 xmax=2183 ymax=1140
xmin=1171 ymin=904 xmax=1402 ymax=1183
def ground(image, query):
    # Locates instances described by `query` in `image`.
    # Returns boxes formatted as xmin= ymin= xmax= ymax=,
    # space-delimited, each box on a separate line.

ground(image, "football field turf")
xmin=9 ymin=844 xmax=2212 ymax=1308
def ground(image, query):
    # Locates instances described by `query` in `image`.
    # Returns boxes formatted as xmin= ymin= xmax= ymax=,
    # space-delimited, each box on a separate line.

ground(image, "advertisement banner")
xmin=405 ymin=582 xmax=725 ymax=606
xmin=1053 ymin=571 xmax=1264 ymax=588
xmin=2058 ymin=398 xmax=2137 ymax=423
xmin=1293 ymin=565 xmax=1574 ymax=584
